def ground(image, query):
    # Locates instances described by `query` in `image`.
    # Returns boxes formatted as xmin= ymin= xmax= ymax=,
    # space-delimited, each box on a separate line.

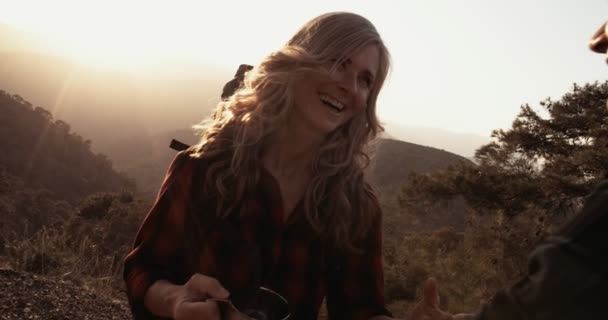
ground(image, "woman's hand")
xmin=145 ymin=274 xmax=229 ymax=319
xmin=170 ymin=274 xmax=230 ymax=320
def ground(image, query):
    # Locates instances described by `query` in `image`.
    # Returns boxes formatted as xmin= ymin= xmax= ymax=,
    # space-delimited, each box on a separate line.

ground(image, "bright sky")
xmin=1 ymin=0 xmax=607 ymax=137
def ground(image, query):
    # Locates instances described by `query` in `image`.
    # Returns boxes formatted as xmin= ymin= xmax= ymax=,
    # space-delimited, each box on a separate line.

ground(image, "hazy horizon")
xmin=2 ymin=0 xmax=606 ymax=157
xmin=0 ymin=28 xmax=489 ymax=158
xmin=2 ymin=0 xmax=606 ymax=137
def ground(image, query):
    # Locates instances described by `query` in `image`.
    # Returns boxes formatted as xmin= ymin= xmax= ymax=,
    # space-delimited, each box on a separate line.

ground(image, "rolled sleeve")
xmin=123 ymin=151 xmax=196 ymax=320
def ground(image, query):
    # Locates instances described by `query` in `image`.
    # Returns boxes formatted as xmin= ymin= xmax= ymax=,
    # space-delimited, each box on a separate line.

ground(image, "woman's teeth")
xmin=320 ymin=94 xmax=344 ymax=113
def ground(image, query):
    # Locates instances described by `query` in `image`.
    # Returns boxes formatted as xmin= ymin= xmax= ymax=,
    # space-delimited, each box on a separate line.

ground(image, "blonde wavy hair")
xmin=191 ymin=12 xmax=391 ymax=250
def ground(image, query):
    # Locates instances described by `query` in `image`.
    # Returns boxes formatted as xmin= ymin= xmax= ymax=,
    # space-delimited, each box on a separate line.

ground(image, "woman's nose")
xmin=336 ymin=69 xmax=358 ymax=93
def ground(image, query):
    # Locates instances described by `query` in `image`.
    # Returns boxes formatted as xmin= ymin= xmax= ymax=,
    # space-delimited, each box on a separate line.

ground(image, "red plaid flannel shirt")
xmin=123 ymin=150 xmax=392 ymax=320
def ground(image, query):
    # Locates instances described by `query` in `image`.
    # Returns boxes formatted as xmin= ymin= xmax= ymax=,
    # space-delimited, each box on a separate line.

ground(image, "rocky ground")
xmin=0 ymin=267 xmax=410 ymax=319
xmin=0 ymin=268 xmax=131 ymax=320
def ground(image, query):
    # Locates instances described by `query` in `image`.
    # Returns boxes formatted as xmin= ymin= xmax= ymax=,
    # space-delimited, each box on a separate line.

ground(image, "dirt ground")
xmin=0 ymin=268 xmax=131 ymax=320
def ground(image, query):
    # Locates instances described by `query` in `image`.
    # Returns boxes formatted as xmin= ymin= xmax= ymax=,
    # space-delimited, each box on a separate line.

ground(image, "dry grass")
xmin=1 ymin=192 xmax=146 ymax=300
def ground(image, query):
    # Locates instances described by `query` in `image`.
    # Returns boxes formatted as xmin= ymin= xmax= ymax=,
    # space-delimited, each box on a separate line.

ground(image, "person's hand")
xmin=172 ymin=273 xmax=230 ymax=320
xmin=590 ymin=22 xmax=608 ymax=57
xmin=409 ymin=278 xmax=454 ymax=320
xmin=410 ymin=278 xmax=477 ymax=320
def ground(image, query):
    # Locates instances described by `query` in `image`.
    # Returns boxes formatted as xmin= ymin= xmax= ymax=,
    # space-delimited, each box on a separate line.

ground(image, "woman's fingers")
xmin=173 ymin=274 xmax=230 ymax=319
xmin=175 ymin=300 xmax=221 ymax=320
xmin=422 ymin=277 xmax=440 ymax=308
xmin=186 ymin=273 xmax=230 ymax=300
xmin=411 ymin=278 xmax=454 ymax=320
xmin=427 ymin=279 xmax=455 ymax=320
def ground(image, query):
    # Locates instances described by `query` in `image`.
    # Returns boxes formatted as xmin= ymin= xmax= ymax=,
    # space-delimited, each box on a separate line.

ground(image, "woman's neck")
xmin=262 ymin=122 xmax=324 ymax=178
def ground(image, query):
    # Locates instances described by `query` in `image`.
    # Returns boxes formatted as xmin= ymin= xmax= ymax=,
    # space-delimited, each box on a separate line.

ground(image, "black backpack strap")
xmin=221 ymin=64 xmax=253 ymax=100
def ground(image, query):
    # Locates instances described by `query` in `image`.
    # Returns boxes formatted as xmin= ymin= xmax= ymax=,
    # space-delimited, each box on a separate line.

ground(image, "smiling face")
xmin=289 ymin=44 xmax=380 ymax=137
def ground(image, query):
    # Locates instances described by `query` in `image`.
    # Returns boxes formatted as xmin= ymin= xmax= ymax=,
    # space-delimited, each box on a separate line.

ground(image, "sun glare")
xmin=11 ymin=2 xmax=205 ymax=70
xmin=1 ymin=0 xmax=298 ymax=71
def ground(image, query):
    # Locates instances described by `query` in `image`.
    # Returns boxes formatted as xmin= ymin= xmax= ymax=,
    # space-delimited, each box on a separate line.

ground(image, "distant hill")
xmin=367 ymin=138 xmax=470 ymax=187
xmin=0 ymin=90 xmax=133 ymax=202
xmin=0 ymin=50 xmax=230 ymax=155
xmin=382 ymin=122 xmax=490 ymax=159
xmin=102 ymin=128 xmax=200 ymax=197
xmin=0 ymin=90 xmax=140 ymax=245
xmin=366 ymin=139 xmax=472 ymax=237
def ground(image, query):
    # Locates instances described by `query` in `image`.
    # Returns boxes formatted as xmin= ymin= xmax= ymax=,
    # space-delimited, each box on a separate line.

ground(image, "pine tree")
xmin=401 ymin=81 xmax=608 ymax=219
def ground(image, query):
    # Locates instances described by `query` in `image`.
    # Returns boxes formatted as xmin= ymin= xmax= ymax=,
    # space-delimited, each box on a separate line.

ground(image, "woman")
xmin=124 ymin=12 xmax=394 ymax=320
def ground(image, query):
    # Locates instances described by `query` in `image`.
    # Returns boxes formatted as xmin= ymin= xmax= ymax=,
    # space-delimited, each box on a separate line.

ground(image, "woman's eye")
xmin=359 ymin=76 xmax=372 ymax=88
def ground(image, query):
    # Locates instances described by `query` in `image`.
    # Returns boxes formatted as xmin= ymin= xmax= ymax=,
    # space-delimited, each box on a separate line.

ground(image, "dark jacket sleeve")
xmin=123 ymin=151 xmax=196 ymax=320
xmin=473 ymin=181 xmax=608 ymax=320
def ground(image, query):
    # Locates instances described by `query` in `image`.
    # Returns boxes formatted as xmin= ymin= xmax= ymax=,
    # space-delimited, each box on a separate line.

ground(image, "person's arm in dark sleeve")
xmin=123 ymin=151 xmax=197 ymax=320
xmin=472 ymin=180 xmax=608 ymax=320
